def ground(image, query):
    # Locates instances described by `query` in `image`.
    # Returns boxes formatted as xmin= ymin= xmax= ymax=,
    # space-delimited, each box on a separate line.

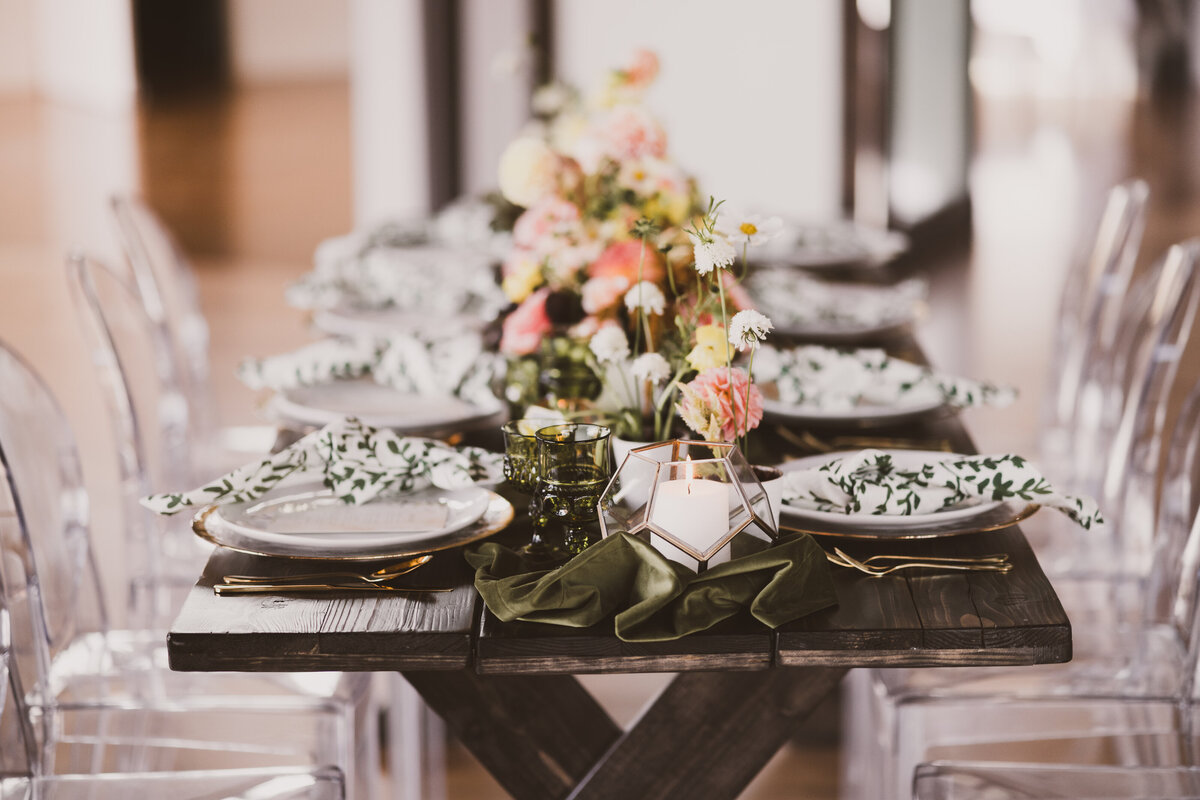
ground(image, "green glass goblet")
xmin=530 ymin=423 xmax=612 ymax=559
xmin=500 ymin=419 xmax=541 ymax=495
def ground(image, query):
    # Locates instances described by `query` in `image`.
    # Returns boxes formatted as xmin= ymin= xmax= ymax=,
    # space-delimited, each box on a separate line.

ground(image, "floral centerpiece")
xmin=495 ymin=51 xmax=780 ymax=449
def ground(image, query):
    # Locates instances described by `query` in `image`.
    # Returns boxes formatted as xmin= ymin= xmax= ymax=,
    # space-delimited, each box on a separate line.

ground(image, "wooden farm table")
xmin=167 ymin=337 xmax=1071 ymax=800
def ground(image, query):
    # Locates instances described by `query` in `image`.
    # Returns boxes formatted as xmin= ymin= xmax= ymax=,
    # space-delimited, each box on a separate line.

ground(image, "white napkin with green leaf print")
xmin=141 ymin=417 xmax=503 ymax=515
xmin=755 ymin=345 xmax=1015 ymax=411
xmin=780 ymin=449 xmax=1102 ymax=530
xmin=237 ymin=334 xmax=503 ymax=406
xmin=286 ymin=237 xmax=507 ymax=319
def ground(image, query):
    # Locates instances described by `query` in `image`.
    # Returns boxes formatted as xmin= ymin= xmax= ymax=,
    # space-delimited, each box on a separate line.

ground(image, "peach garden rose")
xmin=677 ymin=366 xmax=764 ymax=443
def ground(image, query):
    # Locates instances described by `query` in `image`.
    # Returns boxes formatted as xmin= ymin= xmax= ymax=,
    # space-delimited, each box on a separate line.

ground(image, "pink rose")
xmin=588 ymin=240 xmax=665 ymax=284
xmin=580 ymin=275 xmax=631 ymax=315
xmin=512 ymin=196 xmax=582 ymax=251
xmin=677 ymin=367 xmax=764 ymax=443
xmin=500 ymin=288 xmax=553 ymax=356
xmin=601 ymin=106 xmax=667 ymax=161
xmin=625 ymin=50 xmax=660 ymax=90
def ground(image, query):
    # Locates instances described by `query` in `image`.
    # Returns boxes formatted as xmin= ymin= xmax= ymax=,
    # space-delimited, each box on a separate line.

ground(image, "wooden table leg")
xmin=407 ymin=666 xmax=846 ymax=800
xmin=402 ymin=670 xmax=622 ymax=800
xmin=567 ymin=667 xmax=848 ymax=800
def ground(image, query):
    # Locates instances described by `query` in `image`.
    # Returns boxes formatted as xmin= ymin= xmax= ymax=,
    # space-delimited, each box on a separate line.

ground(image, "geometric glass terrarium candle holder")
xmin=598 ymin=439 xmax=778 ymax=571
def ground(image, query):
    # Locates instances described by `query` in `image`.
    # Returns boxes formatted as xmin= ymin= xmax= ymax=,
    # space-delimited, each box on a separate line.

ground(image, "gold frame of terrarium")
xmin=598 ymin=439 xmax=778 ymax=565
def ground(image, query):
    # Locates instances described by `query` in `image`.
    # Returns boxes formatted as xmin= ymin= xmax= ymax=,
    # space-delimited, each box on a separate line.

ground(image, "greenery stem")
xmin=633 ymin=237 xmax=646 ymax=355
xmin=715 ymin=270 xmax=736 ymax=445
xmin=742 ymin=347 xmax=756 ymax=455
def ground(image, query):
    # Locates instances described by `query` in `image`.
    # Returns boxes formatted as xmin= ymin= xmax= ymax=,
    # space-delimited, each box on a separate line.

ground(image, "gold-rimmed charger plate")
xmin=780 ymin=501 xmax=1040 ymax=540
xmin=193 ymin=490 xmax=514 ymax=561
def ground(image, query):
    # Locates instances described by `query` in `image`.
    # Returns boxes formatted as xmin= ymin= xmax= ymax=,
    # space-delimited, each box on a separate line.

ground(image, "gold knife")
xmin=213 ymin=583 xmax=453 ymax=595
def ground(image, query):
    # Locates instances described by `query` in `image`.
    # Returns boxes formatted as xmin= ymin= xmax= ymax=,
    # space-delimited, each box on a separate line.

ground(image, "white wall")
xmin=349 ymin=0 xmax=430 ymax=225
xmin=0 ymin=0 xmax=35 ymax=94
xmin=890 ymin=0 xmax=970 ymax=224
xmin=459 ymin=0 xmax=536 ymax=196
xmin=33 ymin=0 xmax=137 ymax=109
xmin=229 ymin=0 xmax=350 ymax=84
xmin=553 ymin=0 xmax=844 ymax=221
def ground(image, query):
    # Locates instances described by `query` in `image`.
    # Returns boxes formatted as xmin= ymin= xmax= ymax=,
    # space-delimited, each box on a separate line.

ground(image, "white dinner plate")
xmin=754 ymin=289 xmax=923 ymax=342
xmin=197 ymin=482 xmax=501 ymax=559
xmin=777 ymin=450 xmax=1004 ymax=531
xmin=754 ymin=222 xmax=909 ymax=270
xmin=269 ymin=377 xmax=505 ymax=433
xmin=760 ymin=384 xmax=946 ymax=426
xmin=312 ymin=306 xmax=485 ymax=339
xmin=772 ymin=316 xmax=914 ymax=343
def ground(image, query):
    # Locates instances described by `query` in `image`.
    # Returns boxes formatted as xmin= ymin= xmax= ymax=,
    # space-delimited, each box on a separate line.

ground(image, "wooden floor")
xmin=2 ymin=76 xmax=1199 ymax=798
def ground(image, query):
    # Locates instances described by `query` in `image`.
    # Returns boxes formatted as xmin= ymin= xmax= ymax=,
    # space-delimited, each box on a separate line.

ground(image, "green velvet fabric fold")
xmin=465 ymin=532 xmax=837 ymax=642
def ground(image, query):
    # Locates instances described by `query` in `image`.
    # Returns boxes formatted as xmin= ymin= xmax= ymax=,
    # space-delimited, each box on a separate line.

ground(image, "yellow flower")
xmin=644 ymin=190 xmax=691 ymax=226
xmin=686 ymin=324 xmax=727 ymax=371
xmin=497 ymin=137 xmax=559 ymax=207
xmin=502 ymin=257 xmax=543 ymax=303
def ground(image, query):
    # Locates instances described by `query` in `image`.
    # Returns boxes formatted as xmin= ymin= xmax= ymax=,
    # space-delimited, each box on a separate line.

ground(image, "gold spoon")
xmin=222 ymin=554 xmax=433 ymax=585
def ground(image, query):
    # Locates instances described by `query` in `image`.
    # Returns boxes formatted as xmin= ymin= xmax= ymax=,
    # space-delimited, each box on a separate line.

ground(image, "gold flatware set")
xmin=825 ymin=546 xmax=1012 ymax=576
xmin=212 ymin=554 xmax=448 ymax=595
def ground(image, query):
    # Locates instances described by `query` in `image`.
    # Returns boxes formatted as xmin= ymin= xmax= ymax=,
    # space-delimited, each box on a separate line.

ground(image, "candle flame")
xmin=684 ymin=455 xmax=694 ymax=482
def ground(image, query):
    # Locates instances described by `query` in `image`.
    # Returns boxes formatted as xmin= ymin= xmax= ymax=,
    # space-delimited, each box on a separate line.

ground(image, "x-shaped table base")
xmin=404 ymin=666 xmax=848 ymax=800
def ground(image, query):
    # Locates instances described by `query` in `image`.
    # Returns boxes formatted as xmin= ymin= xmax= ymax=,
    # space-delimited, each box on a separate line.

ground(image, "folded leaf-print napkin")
xmin=286 ymin=235 xmax=507 ymax=318
xmin=755 ymin=345 xmax=1015 ymax=411
xmin=747 ymin=271 xmax=926 ymax=329
xmin=141 ymin=417 xmax=503 ymax=515
xmin=237 ymin=334 xmax=503 ymax=406
xmin=780 ymin=449 xmax=1102 ymax=530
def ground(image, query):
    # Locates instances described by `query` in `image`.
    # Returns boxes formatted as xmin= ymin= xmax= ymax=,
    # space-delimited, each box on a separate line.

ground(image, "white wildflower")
xmin=688 ymin=230 xmax=736 ymax=275
xmin=589 ymin=325 xmax=630 ymax=364
xmin=624 ymin=281 xmax=666 ymax=316
xmin=630 ymin=352 xmax=671 ymax=384
xmin=717 ymin=209 xmax=784 ymax=247
xmin=728 ymin=309 xmax=774 ymax=352
xmin=531 ymin=82 xmax=575 ymax=117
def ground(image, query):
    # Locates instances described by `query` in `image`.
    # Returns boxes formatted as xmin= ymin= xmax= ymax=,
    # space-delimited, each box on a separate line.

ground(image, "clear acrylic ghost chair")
xmin=108 ymin=205 xmax=429 ymax=798
xmin=1039 ymin=179 xmax=1148 ymax=485
xmin=837 ymin=243 xmax=1200 ymax=800
xmin=0 ymin=592 xmax=346 ymax=799
xmin=67 ymin=251 xmax=200 ymax=628
xmin=1034 ymin=242 xmax=1200 ymax=588
xmin=109 ymin=195 xmax=277 ymax=477
xmin=855 ymin=368 xmax=1200 ymax=800
xmin=913 ymin=762 xmax=1200 ymax=800
xmin=0 ymin=338 xmax=361 ymax=791
xmin=64 ymin=257 xmax=377 ymax=797
xmin=844 ymin=245 xmax=1200 ymax=800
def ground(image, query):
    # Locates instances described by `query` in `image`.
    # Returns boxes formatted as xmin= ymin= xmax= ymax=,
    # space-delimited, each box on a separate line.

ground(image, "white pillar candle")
xmin=650 ymin=473 xmax=729 ymax=557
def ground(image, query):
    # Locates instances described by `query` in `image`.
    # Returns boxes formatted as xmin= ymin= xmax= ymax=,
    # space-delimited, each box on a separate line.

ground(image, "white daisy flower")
xmin=717 ymin=210 xmax=784 ymax=247
xmin=630 ymin=352 xmax=671 ymax=384
xmin=728 ymin=309 xmax=774 ymax=351
xmin=688 ymin=230 xmax=736 ymax=275
xmin=589 ymin=325 xmax=630 ymax=364
xmin=624 ymin=281 xmax=666 ymax=316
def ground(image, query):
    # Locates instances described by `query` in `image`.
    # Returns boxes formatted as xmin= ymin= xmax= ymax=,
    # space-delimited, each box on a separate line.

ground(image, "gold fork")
xmin=830 ymin=547 xmax=1013 ymax=576
xmin=849 ymin=552 xmax=1009 ymax=566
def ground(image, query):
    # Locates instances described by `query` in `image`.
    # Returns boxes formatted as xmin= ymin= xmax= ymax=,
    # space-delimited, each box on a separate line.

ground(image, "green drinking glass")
xmin=501 ymin=419 xmax=541 ymax=495
xmin=530 ymin=423 xmax=612 ymax=558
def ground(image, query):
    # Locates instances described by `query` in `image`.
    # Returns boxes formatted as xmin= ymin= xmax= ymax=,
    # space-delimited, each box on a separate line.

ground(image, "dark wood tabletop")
xmin=166 ymin=334 xmax=1071 ymax=800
